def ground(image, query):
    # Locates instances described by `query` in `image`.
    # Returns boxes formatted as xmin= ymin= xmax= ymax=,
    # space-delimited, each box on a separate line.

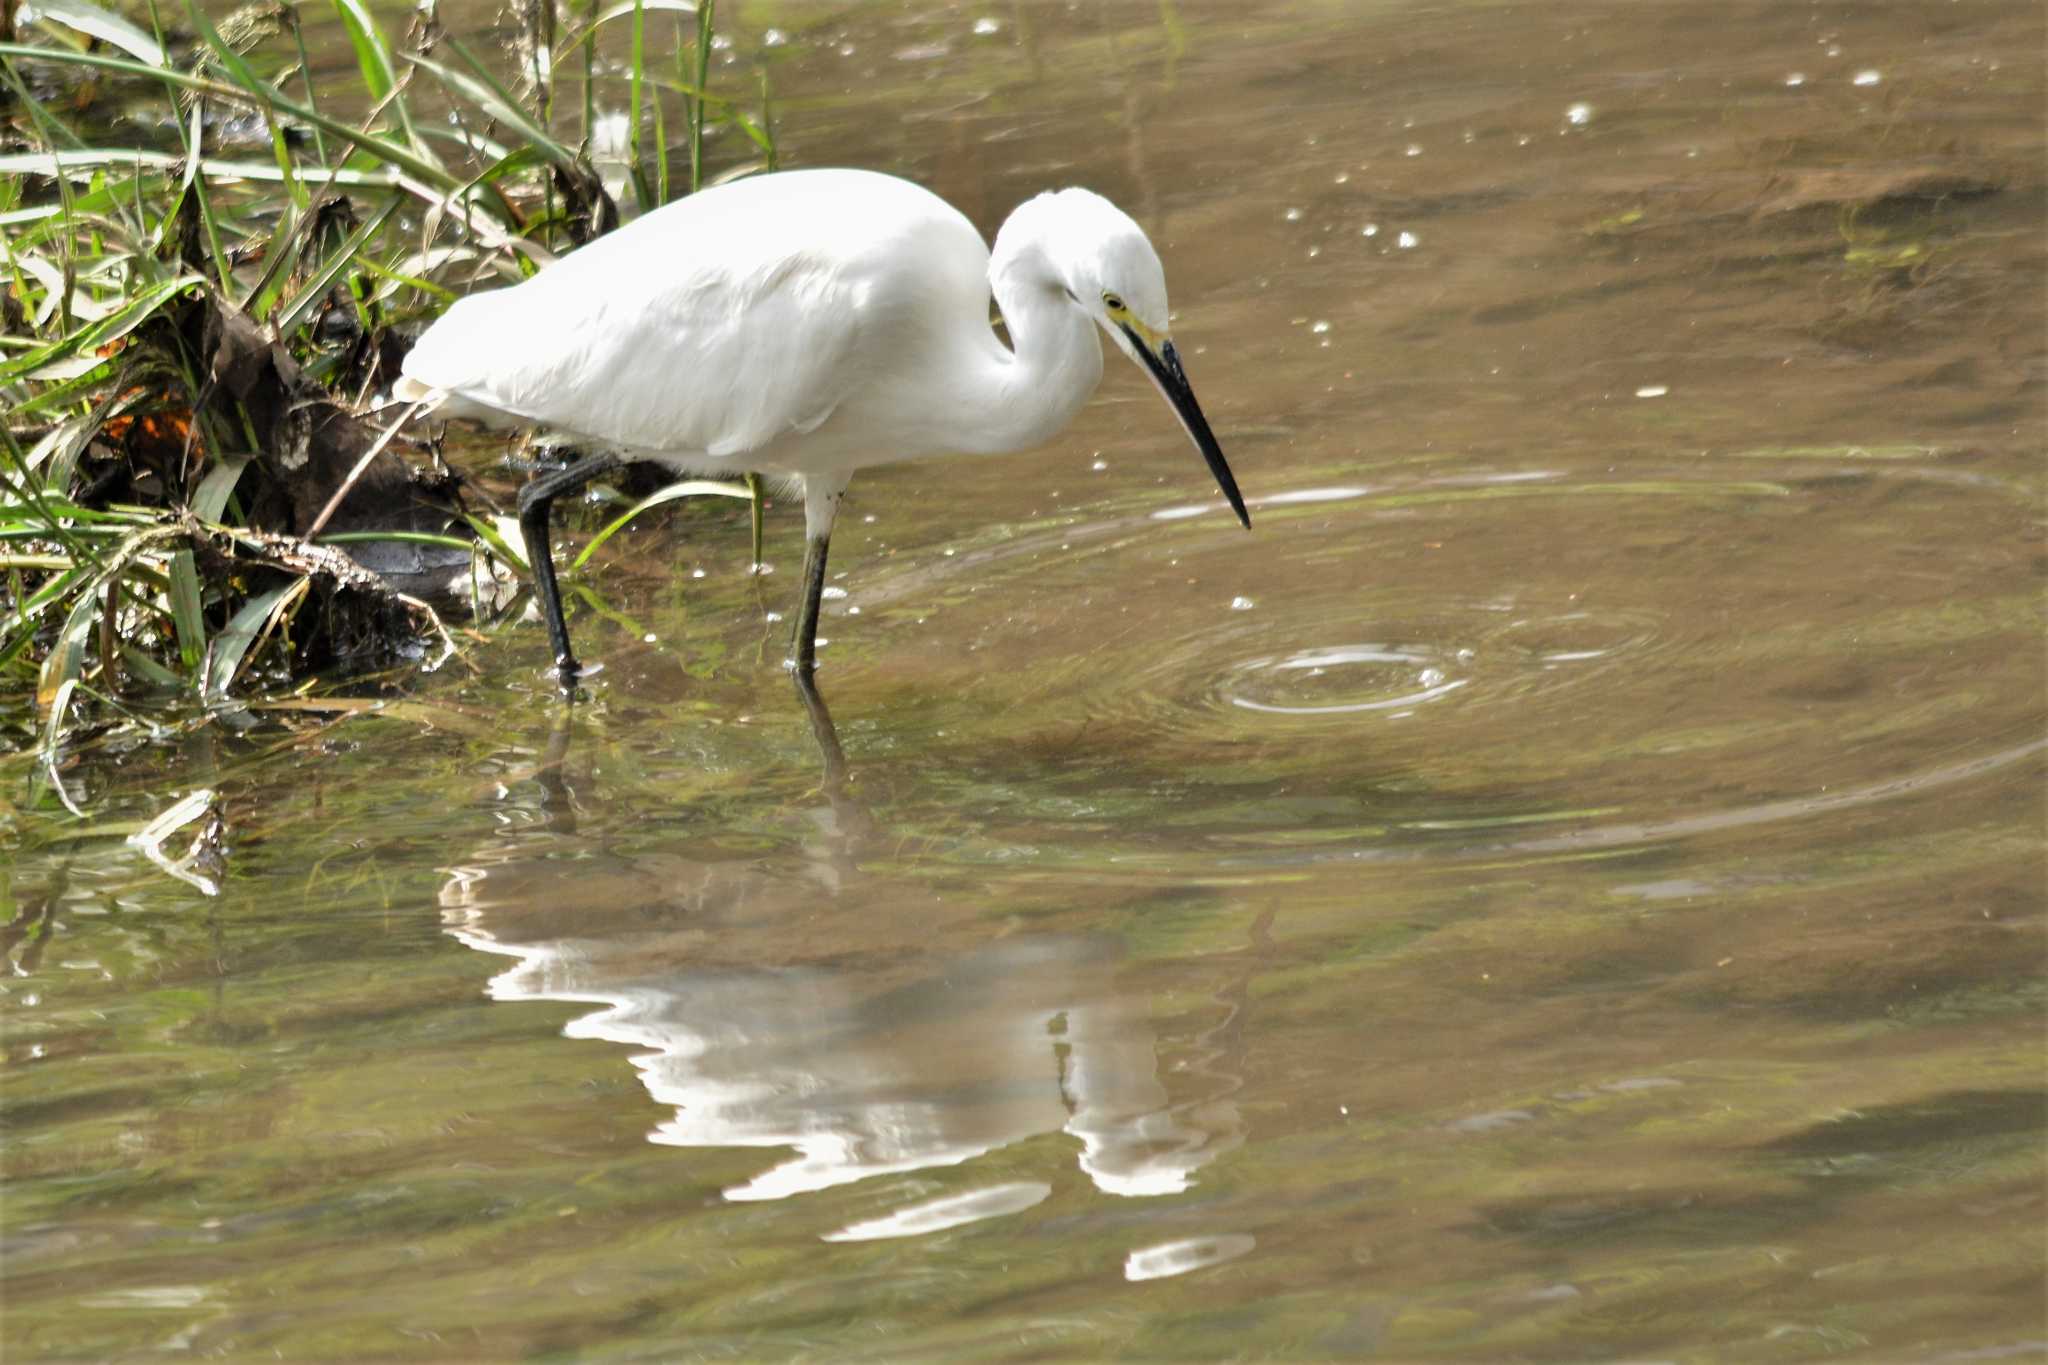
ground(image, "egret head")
xmin=1005 ymin=187 xmax=1251 ymax=529
xmin=1009 ymin=189 xmax=1170 ymax=355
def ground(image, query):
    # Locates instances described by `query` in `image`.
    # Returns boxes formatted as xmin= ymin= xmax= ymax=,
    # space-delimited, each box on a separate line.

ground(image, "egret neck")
xmin=964 ymin=243 xmax=1105 ymax=457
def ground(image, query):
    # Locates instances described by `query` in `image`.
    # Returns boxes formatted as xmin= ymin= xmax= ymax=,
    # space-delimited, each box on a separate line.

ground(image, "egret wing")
xmin=403 ymin=202 xmax=879 ymax=459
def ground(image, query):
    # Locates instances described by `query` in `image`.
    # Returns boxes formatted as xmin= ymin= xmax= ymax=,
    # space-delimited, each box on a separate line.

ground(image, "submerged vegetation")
xmin=1 ymin=0 xmax=773 ymax=802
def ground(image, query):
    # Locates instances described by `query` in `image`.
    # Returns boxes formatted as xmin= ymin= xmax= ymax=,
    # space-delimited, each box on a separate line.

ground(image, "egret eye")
xmin=1102 ymin=292 xmax=1126 ymax=313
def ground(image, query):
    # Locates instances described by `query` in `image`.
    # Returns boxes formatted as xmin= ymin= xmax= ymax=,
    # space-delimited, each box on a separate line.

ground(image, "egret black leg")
xmin=515 ymin=450 xmax=619 ymax=691
xmin=793 ymin=529 xmax=830 ymax=678
xmin=793 ymin=476 xmax=848 ymax=679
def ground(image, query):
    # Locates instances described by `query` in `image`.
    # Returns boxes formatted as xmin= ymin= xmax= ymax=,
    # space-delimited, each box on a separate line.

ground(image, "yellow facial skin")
xmin=1101 ymin=292 xmax=1166 ymax=349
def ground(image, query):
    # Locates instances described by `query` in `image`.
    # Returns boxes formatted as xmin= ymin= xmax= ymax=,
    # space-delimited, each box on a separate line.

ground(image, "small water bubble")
xmin=642 ymin=633 xmax=657 ymax=643
xmin=838 ymin=42 xmax=855 ymax=57
xmin=1333 ymin=171 xmax=1350 ymax=185
xmin=1307 ymin=245 xmax=1322 ymax=259
xmin=1852 ymin=69 xmax=1881 ymax=86
xmin=690 ymin=567 xmax=707 ymax=579
xmin=1566 ymin=101 xmax=1594 ymax=126
xmin=1311 ymin=320 xmax=1331 ymax=334
xmin=847 ymin=606 xmax=861 ymax=615
xmin=1396 ymin=231 xmax=1418 ymax=249
xmin=1283 ymin=207 xmax=1304 ymax=223
xmin=862 ymin=514 xmax=877 ymax=524
xmin=1361 ymin=222 xmax=1380 ymax=237
xmin=762 ymin=27 xmax=787 ymax=47
xmin=1784 ymin=72 xmax=1807 ymax=87
xmin=971 ymin=16 xmax=1000 ymax=35
xmin=1635 ymin=384 xmax=1669 ymax=398
xmin=821 ymin=585 xmax=849 ymax=600
xmin=1825 ymin=43 xmax=1843 ymax=58
xmin=764 ymin=611 xmax=783 ymax=623
xmin=1516 ymin=133 xmax=1533 ymax=147
xmin=710 ymin=33 xmax=732 ymax=51
xmin=1230 ymin=596 xmax=1255 ymax=611
xmin=1091 ymin=459 xmax=1108 ymax=471
xmin=1404 ymin=143 xmax=1423 ymax=157
xmin=943 ymin=548 xmax=957 ymax=557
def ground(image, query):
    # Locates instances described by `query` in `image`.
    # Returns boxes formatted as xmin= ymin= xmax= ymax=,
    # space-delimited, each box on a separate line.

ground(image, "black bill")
xmin=1123 ymin=325 xmax=1251 ymax=528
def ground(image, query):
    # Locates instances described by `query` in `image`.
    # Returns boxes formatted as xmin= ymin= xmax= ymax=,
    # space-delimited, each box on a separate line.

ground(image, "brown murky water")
xmin=6 ymin=2 xmax=2045 ymax=1358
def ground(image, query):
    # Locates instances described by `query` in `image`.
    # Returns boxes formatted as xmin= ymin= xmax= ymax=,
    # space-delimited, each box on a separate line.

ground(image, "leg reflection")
xmin=441 ymin=679 xmax=1242 ymax=1221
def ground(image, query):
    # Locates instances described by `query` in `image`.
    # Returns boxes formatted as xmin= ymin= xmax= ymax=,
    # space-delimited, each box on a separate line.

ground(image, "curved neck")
xmin=954 ymin=254 xmax=1103 ymax=456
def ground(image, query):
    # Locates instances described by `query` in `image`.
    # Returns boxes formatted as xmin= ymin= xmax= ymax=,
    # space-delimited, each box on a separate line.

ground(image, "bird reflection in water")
xmin=440 ymin=678 xmax=1244 ymax=1237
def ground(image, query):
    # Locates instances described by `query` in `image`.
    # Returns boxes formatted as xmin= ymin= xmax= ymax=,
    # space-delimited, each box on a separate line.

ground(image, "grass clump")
xmin=1 ymin=0 xmax=776 ymax=803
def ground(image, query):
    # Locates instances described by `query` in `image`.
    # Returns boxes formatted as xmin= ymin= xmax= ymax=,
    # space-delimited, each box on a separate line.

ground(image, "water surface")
xmin=5 ymin=1 xmax=2044 ymax=1359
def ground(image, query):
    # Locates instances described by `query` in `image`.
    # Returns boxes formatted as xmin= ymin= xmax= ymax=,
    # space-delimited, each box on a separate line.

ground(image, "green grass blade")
xmin=555 ymin=0 xmax=696 ymax=62
xmin=0 ymin=433 xmax=95 ymax=565
xmin=688 ymin=0 xmax=713 ymax=192
xmin=179 ymin=0 xmax=272 ymax=104
xmin=405 ymin=44 xmax=583 ymax=174
xmin=269 ymin=197 xmax=398 ymax=334
xmin=316 ymin=530 xmax=481 ymax=553
xmin=328 ymin=0 xmax=397 ymax=102
xmin=190 ymin=455 xmax=249 ymax=521
xmin=36 ymin=582 xmax=100 ymax=707
xmin=188 ymin=168 xmax=235 ymax=304
xmin=571 ymin=478 xmax=750 ymax=570
xmin=166 ymin=546 xmax=206 ymax=675
xmin=286 ymin=6 xmax=331 ymax=166
xmin=117 ymin=640 xmax=184 ymax=689
xmin=0 ymin=149 xmax=402 ymax=190
xmin=326 ymin=0 xmax=432 ymax=159
xmin=0 ymin=273 xmax=193 ymax=385
xmin=39 ymin=676 xmax=82 ymax=804
xmin=1 ymin=565 xmax=84 ymax=654
xmin=205 ymin=577 xmax=300 ymax=699
xmin=460 ymin=512 xmax=529 ymax=575
xmin=20 ymin=0 xmax=168 ymax=65
xmin=626 ymin=0 xmax=649 ymax=212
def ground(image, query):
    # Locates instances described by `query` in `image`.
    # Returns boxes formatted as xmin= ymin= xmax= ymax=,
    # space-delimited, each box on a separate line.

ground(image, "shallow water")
xmin=5 ymin=1 xmax=2045 ymax=1359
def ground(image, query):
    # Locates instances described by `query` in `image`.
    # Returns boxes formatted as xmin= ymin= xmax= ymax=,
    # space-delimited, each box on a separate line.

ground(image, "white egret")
xmin=395 ymin=168 xmax=1249 ymax=689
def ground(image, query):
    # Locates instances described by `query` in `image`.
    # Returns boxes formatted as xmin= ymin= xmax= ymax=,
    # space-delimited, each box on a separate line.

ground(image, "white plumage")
xmin=397 ymin=167 xmax=1247 ymax=690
